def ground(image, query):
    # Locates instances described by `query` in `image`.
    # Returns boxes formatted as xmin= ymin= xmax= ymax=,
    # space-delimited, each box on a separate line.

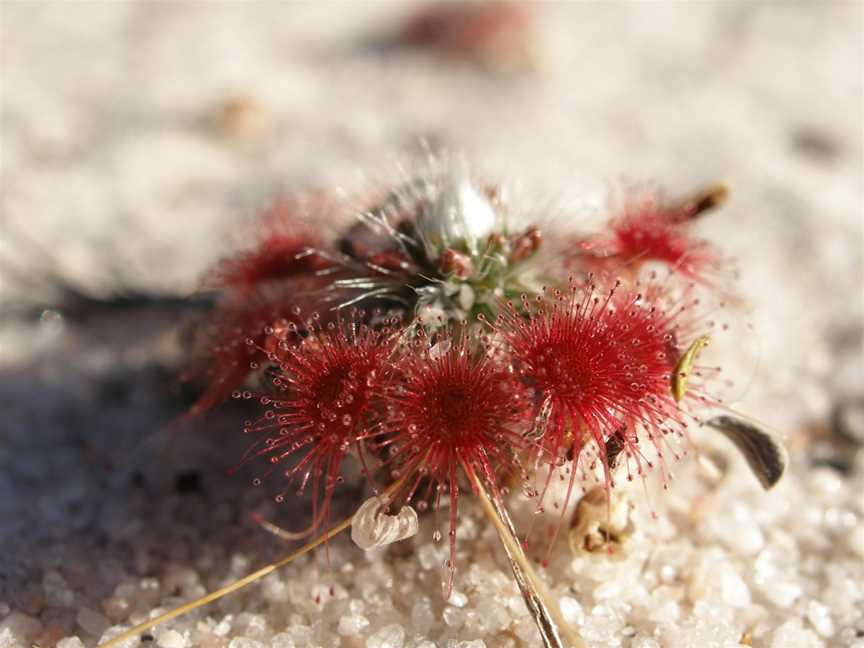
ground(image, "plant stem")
xmin=464 ymin=463 xmax=587 ymax=648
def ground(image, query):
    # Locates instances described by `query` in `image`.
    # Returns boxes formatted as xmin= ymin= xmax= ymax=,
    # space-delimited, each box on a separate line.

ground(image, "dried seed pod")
xmin=351 ymin=496 xmax=419 ymax=550
xmin=675 ymin=183 xmax=730 ymax=221
xmin=568 ymin=486 xmax=631 ymax=556
xmin=706 ymin=415 xmax=787 ymax=489
xmin=577 ymin=187 xmax=731 ymax=286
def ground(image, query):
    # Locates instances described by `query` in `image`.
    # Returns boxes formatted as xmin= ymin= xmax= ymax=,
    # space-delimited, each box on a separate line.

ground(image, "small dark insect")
xmin=604 ymin=427 xmax=627 ymax=471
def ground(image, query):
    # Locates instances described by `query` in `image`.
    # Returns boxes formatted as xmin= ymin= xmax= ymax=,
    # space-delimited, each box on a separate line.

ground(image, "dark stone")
xmin=174 ymin=471 xmax=202 ymax=495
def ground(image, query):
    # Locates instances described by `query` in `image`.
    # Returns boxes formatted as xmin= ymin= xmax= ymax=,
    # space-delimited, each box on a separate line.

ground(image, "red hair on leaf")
xmin=576 ymin=188 xmax=732 ymax=288
xmin=232 ymin=311 xmax=399 ymax=538
xmin=375 ymin=325 xmax=531 ymax=597
xmin=209 ymin=197 xmax=341 ymax=295
xmin=185 ymin=280 xmax=336 ymax=416
xmin=495 ymin=276 xmax=722 ymax=558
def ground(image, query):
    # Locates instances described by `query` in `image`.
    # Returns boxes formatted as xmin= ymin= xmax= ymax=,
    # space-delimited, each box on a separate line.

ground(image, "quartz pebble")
xmin=269 ymin=633 xmax=296 ymax=648
xmin=0 ymin=612 xmax=42 ymax=644
xmin=410 ymin=600 xmax=435 ymax=635
xmin=558 ymin=596 xmax=585 ymax=626
xmin=157 ymin=629 xmax=188 ymax=648
xmin=770 ymin=619 xmax=824 ymax=648
xmin=76 ymin=606 xmax=110 ymax=636
xmin=337 ymin=614 xmax=370 ymax=635
xmin=629 ymin=637 xmax=660 ymax=648
xmin=280 ymin=626 xmax=313 ymax=645
xmin=42 ymin=571 xmax=76 ymax=608
xmin=101 ymin=596 xmax=131 ymax=622
xmin=805 ymin=600 xmax=834 ymax=638
xmin=366 ymin=624 xmax=405 ymax=648
xmin=227 ymin=638 xmax=264 ymax=648
xmin=448 ymin=591 xmax=468 ymax=608
xmin=442 ymin=606 xmax=466 ymax=629
xmin=57 ymin=638 xmax=86 ymax=648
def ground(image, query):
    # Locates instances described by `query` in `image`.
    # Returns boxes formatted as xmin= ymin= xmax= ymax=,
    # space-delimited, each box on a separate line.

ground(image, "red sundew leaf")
xmin=236 ymin=314 xmax=400 ymax=537
xmin=576 ymin=191 xmax=728 ymax=287
xmin=212 ymin=231 xmax=335 ymax=294
xmin=375 ymin=329 xmax=531 ymax=596
xmin=185 ymin=283 xmax=331 ymax=416
xmin=207 ymin=196 xmax=345 ymax=295
xmin=209 ymin=228 xmax=334 ymax=296
xmin=495 ymin=277 xmax=720 ymax=551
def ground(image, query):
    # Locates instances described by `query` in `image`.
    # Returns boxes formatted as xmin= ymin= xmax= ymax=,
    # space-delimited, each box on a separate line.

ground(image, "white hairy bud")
xmin=420 ymin=175 xmax=498 ymax=255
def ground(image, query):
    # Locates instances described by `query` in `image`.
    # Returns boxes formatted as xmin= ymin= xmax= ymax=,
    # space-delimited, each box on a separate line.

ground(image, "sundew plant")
xmin=100 ymin=159 xmax=785 ymax=648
